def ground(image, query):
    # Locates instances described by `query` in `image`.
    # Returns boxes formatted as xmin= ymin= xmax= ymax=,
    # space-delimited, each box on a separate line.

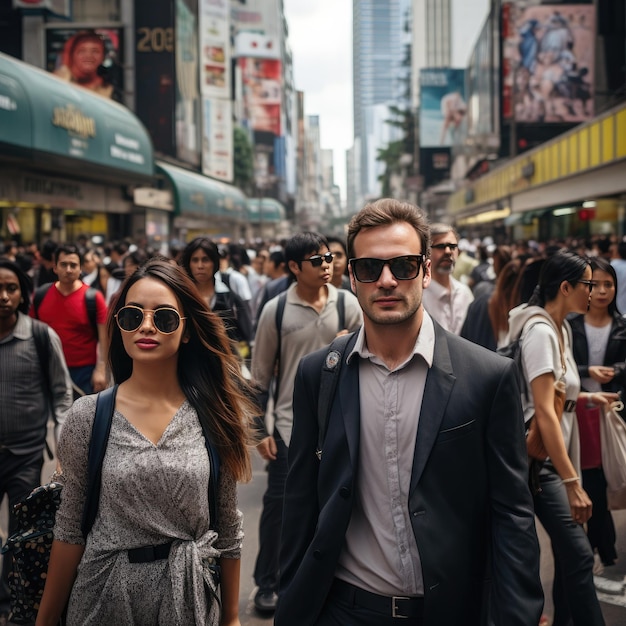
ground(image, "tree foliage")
xmin=233 ymin=126 xmax=254 ymax=195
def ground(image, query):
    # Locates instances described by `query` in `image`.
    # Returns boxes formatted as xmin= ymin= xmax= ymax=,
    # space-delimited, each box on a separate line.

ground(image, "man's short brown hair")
xmin=347 ymin=198 xmax=431 ymax=260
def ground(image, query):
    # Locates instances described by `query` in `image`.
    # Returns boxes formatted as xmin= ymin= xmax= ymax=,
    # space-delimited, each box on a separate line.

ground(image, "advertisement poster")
xmin=202 ymin=97 xmax=233 ymax=182
xmin=502 ymin=3 xmax=595 ymax=123
xmin=46 ymin=27 xmax=124 ymax=102
xmin=199 ymin=0 xmax=230 ymax=98
xmin=175 ymin=0 xmax=201 ymax=166
xmin=419 ymin=68 xmax=466 ymax=148
xmin=238 ymin=57 xmax=281 ymax=136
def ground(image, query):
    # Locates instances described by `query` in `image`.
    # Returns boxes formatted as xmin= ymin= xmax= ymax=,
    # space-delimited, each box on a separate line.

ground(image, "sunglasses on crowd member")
xmin=300 ymin=253 xmax=334 ymax=267
xmin=431 ymin=242 xmax=458 ymax=251
xmin=115 ymin=305 xmax=186 ymax=334
xmin=349 ymin=255 xmax=424 ymax=283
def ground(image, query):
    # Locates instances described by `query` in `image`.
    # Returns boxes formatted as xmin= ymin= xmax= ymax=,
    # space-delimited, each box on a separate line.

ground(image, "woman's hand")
xmin=588 ymin=365 xmax=615 ymax=385
xmin=564 ymin=480 xmax=593 ymax=524
xmin=585 ymin=391 xmax=620 ymax=407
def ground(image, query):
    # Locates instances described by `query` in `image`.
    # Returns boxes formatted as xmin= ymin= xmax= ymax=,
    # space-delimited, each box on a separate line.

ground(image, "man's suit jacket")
xmin=276 ymin=322 xmax=543 ymax=626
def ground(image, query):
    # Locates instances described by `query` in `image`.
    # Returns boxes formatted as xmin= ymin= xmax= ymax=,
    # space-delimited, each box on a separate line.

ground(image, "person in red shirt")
xmin=30 ymin=244 xmax=108 ymax=396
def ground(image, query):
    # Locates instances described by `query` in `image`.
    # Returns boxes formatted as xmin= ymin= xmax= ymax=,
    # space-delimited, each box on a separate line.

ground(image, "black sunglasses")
xmin=576 ymin=279 xmax=594 ymax=291
xmin=431 ymin=243 xmax=458 ymax=251
xmin=349 ymin=255 xmax=424 ymax=283
xmin=115 ymin=305 xmax=186 ymax=334
xmin=300 ymin=253 xmax=334 ymax=267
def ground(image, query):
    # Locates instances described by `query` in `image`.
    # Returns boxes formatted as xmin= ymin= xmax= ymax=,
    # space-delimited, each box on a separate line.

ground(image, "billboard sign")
xmin=238 ymin=57 xmax=281 ymax=136
xmin=199 ymin=0 xmax=230 ymax=98
xmin=45 ymin=27 xmax=124 ymax=102
xmin=502 ymin=3 xmax=595 ymax=123
xmin=419 ymin=68 xmax=466 ymax=148
xmin=201 ymin=97 xmax=233 ymax=182
xmin=134 ymin=0 xmax=176 ymax=156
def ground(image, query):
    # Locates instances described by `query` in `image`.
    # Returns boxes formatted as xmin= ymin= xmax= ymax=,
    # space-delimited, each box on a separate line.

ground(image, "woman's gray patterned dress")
xmin=53 ymin=395 xmax=243 ymax=625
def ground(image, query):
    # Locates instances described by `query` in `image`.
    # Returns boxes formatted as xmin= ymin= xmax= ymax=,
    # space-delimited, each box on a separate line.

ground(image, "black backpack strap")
xmin=32 ymin=319 xmax=54 ymax=459
xmin=85 ymin=287 xmax=98 ymax=338
xmin=272 ymin=292 xmax=288 ymax=406
xmin=81 ymin=385 xmax=118 ymax=538
xmin=337 ymin=290 xmax=345 ymax=332
xmin=33 ymin=283 xmax=53 ymax=319
xmin=31 ymin=319 xmax=51 ymax=399
xmin=316 ymin=333 xmax=354 ymax=461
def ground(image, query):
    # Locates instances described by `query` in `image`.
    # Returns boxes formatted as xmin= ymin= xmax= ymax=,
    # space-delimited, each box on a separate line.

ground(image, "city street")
xmin=1 ymin=441 xmax=626 ymax=625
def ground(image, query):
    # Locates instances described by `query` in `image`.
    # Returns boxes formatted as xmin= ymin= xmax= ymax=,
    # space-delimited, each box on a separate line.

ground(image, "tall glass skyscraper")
xmin=352 ymin=0 xmax=406 ymax=199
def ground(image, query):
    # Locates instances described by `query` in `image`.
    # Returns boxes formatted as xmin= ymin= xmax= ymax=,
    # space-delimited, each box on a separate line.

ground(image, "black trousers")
xmin=582 ymin=467 xmax=617 ymax=565
xmin=253 ymin=430 xmax=288 ymax=592
xmin=0 ymin=449 xmax=43 ymax=611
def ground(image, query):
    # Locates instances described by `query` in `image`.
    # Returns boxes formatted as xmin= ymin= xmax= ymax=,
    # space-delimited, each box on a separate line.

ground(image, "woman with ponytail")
xmin=505 ymin=250 xmax=616 ymax=626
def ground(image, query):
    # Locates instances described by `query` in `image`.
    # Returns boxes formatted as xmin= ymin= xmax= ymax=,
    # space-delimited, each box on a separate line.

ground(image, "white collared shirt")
xmin=422 ymin=276 xmax=473 ymax=335
xmin=335 ymin=312 xmax=435 ymax=596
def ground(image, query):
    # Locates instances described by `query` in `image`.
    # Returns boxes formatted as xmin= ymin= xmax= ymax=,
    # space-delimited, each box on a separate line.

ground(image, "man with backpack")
xmin=251 ymin=232 xmax=362 ymax=614
xmin=0 ymin=259 xmax=73 ymax=624
xmin=30 ymin=243 xmax=108 ymax=397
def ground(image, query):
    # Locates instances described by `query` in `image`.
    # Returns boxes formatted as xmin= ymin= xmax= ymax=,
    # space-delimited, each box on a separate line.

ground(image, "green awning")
xmin=156 ymin=161 xmax=246 ymax=219
xmin=247 ymin=198 xmax=286 ymax=223
xmin=0 ymin=52 xmax=153 ymax=182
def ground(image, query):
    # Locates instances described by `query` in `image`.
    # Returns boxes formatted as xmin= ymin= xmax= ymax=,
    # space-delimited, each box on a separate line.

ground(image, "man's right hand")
xmin=257 ymin=435 xmax=278 ymax=461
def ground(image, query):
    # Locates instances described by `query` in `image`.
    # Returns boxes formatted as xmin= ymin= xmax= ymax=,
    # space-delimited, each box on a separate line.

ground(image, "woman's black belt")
xmin=128 ymin=541 xmax=173 ymax=563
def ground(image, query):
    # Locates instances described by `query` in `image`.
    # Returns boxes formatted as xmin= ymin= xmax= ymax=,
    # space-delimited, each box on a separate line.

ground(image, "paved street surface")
xmin=1 ymin=431 xmax=625 ymax=625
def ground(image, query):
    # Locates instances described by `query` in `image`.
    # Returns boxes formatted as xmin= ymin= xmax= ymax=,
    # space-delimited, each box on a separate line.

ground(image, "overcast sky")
xmin=283 ymin=0 xmax=490 ymax=203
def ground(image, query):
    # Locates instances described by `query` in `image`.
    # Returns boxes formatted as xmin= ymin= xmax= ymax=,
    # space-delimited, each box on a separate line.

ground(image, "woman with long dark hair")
xmin=36 ymin=259 xmax=254 ymax=626
xmin=180 ymin=237 xmax=252 ymax=357
xmin=506 ymin=250 xmax=616 ymax=626
xmin=570 ymin=256 xmax=626 ymax=571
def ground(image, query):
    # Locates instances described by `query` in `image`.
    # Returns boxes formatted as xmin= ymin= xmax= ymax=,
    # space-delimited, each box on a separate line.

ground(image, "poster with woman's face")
xmin=45 ymin=27 xmax=124 ymax=102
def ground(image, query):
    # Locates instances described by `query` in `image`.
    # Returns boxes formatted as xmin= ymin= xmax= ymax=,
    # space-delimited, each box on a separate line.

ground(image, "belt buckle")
xmin=392 ymin=596 xmax=410 ymax=619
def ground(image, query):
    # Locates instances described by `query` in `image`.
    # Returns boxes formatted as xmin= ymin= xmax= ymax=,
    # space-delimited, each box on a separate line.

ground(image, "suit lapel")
xmin=409 ymin=324 xmax=456 ymax=494
xmin=338 ymin=351 xmax=360 ymax=470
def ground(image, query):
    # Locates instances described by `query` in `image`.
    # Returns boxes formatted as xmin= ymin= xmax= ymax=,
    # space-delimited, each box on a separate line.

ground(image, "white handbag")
xmin=599 ymin=401 xmax=626 ymax=510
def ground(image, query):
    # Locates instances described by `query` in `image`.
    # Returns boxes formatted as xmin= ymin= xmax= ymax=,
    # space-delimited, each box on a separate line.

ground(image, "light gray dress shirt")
xmin=335 ymin=312 xmax=435 ymax=597
xmin=0 ymin=312 xmax=73 ymax=453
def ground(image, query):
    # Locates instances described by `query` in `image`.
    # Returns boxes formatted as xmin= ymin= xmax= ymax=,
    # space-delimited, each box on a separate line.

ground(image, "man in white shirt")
xmin=421 ymin=223 xmax=473 ymax=334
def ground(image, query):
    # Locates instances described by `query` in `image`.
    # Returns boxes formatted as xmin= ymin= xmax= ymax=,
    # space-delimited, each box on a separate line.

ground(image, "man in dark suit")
xmin=276 ymin=199 xmax=543 ymax=626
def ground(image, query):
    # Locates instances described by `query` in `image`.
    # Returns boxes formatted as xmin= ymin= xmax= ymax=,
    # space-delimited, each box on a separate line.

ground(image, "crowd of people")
xmin=0 ymin=210 xmax=625 ymax=625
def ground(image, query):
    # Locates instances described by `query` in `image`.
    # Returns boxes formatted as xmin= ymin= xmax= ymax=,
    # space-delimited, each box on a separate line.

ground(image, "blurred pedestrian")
xmin=507 ymin=250 xmax=615 ymax=626
xmin=570 ymin=257 xmax=626 ymax=571
xmin=0 ymin=259 xmax=72 ymax=624
xmin=421 ymin=223 xmax=473 ymax=334
xmin=252 ymin=232 xmax=362 ymax=614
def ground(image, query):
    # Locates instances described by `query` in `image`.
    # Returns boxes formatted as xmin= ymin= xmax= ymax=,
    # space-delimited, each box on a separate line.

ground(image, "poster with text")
xmin=238 ymin=57 xmax=281 ymax=136
xmin=199 ymin=0 xmax=230 ymax=98
xmin=419 ymin=68 xmax=466 ymax=148
xmin=202 ymin=97 xmax=233 ymax=182
xmin=502 ymin=3 xmax=595 ymax=123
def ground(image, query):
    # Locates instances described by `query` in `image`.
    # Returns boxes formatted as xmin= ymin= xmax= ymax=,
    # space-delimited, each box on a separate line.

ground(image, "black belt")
xmin=330 ymin=579 xmax=424 ymax=620
xmin=128 ymin=541 xmax=173 ymax=563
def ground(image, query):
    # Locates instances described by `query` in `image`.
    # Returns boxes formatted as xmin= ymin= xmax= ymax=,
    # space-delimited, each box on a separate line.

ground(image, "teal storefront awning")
xmin=156 ymin=161 xmax=246 ymax=219
xmin=247 ymin=198 xmax=286 ymax=224
xmin=0 ymin=53 xmax=153 ymax=182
